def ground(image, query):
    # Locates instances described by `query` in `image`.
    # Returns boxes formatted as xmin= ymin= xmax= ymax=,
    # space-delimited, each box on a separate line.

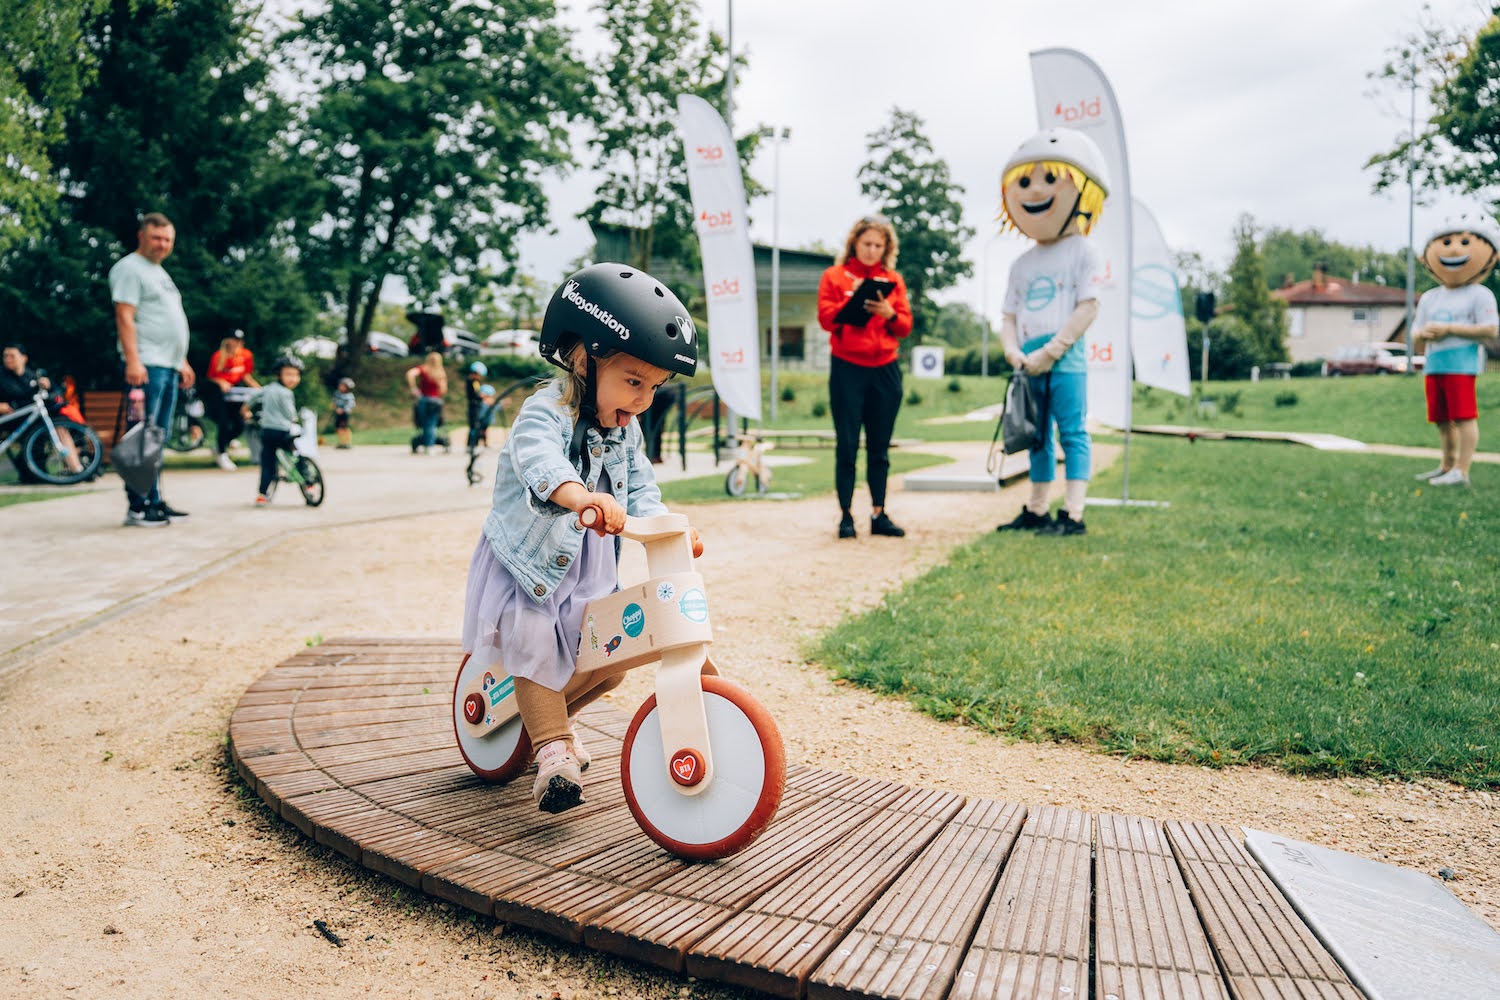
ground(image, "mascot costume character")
xmin=995 ymin=128 xmax=1110 ymax=536
xmin=1413 ymin=211 xmax=1499 ymax=487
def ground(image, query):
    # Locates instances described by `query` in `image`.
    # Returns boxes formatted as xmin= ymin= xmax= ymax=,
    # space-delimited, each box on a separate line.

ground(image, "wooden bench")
xmin=81 ymin=391 xmax=123 ymax=450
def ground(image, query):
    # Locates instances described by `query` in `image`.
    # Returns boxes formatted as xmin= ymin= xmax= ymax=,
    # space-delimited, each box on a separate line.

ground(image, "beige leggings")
xmin=513 ymin=669 xmax=628 ymax=752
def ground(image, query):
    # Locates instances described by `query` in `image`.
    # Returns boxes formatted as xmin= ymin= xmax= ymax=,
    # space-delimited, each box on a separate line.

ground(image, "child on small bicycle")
xmin=460 ymin=264 xmax=703 ymax=814
xmin=332 ymin=376 xmax=356 ymax=449
xmin=248 ymin=355 xmax=303 ymax=507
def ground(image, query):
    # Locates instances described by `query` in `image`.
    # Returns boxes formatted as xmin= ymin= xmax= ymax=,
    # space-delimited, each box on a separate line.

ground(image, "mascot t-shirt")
xmin=1003 ymin=235 xmax=1105 ymax=375
xmin=1417 ymin=283 xmax=1497 ymax=376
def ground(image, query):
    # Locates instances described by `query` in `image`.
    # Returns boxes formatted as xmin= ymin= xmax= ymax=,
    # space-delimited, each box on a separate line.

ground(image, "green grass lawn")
xmin=816 ymin=435 xmax=1500 ymax=787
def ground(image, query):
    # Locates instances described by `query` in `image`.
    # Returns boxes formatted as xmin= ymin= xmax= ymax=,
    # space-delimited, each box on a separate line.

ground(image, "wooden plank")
xmin=1095 ymin=813 xmax=1229 ymax=1000
xmin=360 ymin=819 xmax=483 ymax=889
xmin=807 ymin=799 xmax=1027 ymax=1000
xmin=949 ymin=805 xmax=1092 ymax=1000
xmin=686 ymin=786 xmax=966 ymax=998
xmin=1166 ymin=821 xmax=1363 ymax=1000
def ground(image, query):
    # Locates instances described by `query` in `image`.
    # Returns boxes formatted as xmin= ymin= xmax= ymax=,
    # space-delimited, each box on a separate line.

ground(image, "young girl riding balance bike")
xmin=456 ymin=264 xmax=783 ymax=856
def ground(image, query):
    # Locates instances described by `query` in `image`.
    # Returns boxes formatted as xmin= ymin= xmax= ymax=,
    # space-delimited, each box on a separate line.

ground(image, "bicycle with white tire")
xmin=452 ymin=504 xmax=785 ymax=860
xmin=0 ymin=386 xmax=103 ymax=485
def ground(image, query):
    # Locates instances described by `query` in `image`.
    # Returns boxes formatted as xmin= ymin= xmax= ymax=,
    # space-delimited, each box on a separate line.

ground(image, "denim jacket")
xmin=482 ymin=380 xmax=666 ymax=603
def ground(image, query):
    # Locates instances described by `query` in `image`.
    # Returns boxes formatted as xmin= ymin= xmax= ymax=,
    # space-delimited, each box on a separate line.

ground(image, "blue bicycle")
xmin=0 ymin=386 xmax=103 ymax=485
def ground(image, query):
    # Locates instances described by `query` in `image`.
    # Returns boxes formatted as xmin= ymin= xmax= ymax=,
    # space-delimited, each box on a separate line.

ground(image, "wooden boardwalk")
xmin=230 ymin=639 xmax=1368 ymax=1000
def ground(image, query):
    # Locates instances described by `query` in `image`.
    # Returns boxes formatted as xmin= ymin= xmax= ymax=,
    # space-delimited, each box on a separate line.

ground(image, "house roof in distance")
xmin=1272 ymin=265 xmax=1410 ymax=306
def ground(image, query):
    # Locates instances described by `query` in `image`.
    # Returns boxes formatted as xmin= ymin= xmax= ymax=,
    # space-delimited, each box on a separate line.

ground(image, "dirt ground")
xmin=2 ymin=472 xmax=1497 ymax=999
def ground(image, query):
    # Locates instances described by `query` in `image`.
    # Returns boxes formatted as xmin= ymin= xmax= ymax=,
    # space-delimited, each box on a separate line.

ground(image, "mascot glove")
xmin=1024 ymin=350 xmax=1057 ymax=375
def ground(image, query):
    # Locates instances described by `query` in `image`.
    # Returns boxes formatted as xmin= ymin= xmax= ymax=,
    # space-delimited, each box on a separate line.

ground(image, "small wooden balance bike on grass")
xmin=452 ymin=505 xmax=786 ymax=860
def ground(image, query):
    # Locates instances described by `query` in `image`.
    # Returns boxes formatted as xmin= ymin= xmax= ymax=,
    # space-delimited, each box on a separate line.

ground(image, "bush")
xmin=780 ymin=384 xmax=795 ymax=402
xmin=811 ymin=400 xmax=827 ymax=418
xmin=947 ymin=377 xmax=963 ymax=393
xmin=1274 ymin=391 xmax=1298 ymax=408
xmin=906 ymin=388 xmax=923 ymax=406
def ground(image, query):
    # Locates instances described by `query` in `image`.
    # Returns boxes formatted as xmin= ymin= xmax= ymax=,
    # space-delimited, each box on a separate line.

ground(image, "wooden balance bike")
xmin=452 ymin=506 xmax=785 ymax=860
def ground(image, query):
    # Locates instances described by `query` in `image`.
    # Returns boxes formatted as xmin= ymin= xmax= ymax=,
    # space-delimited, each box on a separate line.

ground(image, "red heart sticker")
xmin=669 ymin=749 xmax=704 ymax=786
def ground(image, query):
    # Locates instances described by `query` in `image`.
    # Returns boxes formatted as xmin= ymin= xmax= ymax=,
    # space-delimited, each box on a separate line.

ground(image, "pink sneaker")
xmin=532 ymin=740 xmax=583 ymax=814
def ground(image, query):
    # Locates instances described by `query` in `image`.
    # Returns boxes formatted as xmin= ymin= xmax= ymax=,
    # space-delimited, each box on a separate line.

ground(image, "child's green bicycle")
xmin=251 ymin=406 xmax=325 ymax=507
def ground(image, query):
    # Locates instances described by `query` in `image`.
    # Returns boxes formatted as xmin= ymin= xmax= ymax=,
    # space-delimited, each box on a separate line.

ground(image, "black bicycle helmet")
xmin=272 ymin=354 xmax=304 ymax=372
xmin=538 ymin=263 xmax=698 ymax=377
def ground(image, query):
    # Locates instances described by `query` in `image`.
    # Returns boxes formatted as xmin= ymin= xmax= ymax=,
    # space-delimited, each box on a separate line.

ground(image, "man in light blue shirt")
xmin=110 ymin=212 xmax=196 ymax=525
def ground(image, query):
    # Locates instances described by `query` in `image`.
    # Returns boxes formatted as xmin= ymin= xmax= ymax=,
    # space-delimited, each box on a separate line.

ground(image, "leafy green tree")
xmin=285 ymin=0 xmax=591 ymax=361
xmin=1367 ymin=10 xmax=1499 ymax=205
xmin=926 ymin=301 xmax=986 ymax=351
xmin=583 ymin=0 xmax=749 ymax=288
xmin=0 ymin=0 xmax=316 ymax=388
xmin=1222 ymin=215 xmax=1287 ymax=365
xmin=857 ymin=107 xmax=974 ymax=341
xmin=1260 ymin=227 xmax=1424 ymax=292
xmin=0 ymin=0 xmax=109 ymax=254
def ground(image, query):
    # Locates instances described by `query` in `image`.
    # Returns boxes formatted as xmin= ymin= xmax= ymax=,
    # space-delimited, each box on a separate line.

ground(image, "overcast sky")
xmin=511 ymin=0 xmax=1490 ymax=322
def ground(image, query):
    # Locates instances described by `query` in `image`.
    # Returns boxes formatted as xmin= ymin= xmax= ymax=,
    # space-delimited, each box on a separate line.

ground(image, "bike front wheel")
xmin=25 ymin=420 xmax=103 ymax=485
xmin=293 ymin=455 xmax=324 ymax=506
xmin=724 ymin=463 xmax=748 ymax=497
xmin=620 ymin=675 xmax=785 ymax=860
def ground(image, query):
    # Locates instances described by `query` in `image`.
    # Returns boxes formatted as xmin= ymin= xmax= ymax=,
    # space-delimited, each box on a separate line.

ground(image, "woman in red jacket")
xmin=817 ymin=214 xmax=914 ymax=539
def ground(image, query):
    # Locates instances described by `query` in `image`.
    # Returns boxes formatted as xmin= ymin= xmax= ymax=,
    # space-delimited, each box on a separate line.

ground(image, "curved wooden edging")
xmin=230 ymin=638 xmax=1364 ymax=1000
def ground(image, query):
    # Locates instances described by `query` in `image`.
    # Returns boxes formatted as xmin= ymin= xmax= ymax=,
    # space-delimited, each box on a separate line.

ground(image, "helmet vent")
xmin=619 ymin=270 xmax=633 ymax=278
xmin=653 ymin=286 xmax=665 ymax=297
xmin=665 ymin=323 xmax=678 ymax=339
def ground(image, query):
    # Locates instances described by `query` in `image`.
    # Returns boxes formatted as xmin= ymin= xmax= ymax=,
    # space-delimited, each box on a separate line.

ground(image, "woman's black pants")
xmin=828 ymin=356 xmax=903 ymax=511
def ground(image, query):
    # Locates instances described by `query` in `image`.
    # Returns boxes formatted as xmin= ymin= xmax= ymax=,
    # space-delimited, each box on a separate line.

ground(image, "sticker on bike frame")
xmin=585 ymin=613 xmax=599 ymax=651
xmin=678 ymin=588 xmax=708 ymax=624
xmin=656 ymin=581 xmax=676 ymax=603
xmin=622 ymin=603 xmax=645 ymax=638
xmin=485 ymin=674 xmax=515 ymax=708
xmin=604 ymin=635 xmax=623 ymax=657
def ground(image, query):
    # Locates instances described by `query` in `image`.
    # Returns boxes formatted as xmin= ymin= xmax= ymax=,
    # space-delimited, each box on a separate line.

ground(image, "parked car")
xmin=1375 ymin=341 xmax=1424 ymax=374
xmin=482 ymin=329 xmax=540 ymax=357
xmin=444 ymin=327 xmax=483 ymax=359
xmin=366 ymin=331 xmax=410 ymax=358
xmin=1323 ymin=343 xmax=1398 ymax=376
xmin=289 ymin=336 xmax=340 ymax=360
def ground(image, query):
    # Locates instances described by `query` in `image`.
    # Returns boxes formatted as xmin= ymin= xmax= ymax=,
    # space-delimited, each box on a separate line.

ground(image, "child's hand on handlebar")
xmin=576 ymin=492 xmax=626 ymax=536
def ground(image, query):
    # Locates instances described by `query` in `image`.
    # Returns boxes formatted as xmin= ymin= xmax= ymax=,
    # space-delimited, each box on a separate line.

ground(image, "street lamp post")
xmin=760 ymin=126 xmax=790 ymax=420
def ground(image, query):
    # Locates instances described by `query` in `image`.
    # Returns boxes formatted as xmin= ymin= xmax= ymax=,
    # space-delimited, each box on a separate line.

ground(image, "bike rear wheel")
xmin=25 ymin=420 xmax=103 ymax=485
xmin=725 ymin=463 xmax=748 ymax=497
xmin=293 ymin=455 xmax=325 ymax=506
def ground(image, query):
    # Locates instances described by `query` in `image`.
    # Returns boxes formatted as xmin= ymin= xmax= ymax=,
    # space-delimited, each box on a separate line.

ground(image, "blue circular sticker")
xmin=678 ymin=588 xmax=709 ymax=624
xmin=622 ymin=603 xmax=645 ymax=638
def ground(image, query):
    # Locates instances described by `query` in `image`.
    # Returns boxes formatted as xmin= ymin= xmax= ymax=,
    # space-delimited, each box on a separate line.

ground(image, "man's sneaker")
xmin=997 ymin=508 xmax=1052 ymax=532
xmin=215 ymin=452 xmax=236 ymax=471
xmin=1429 ymin=468 xmax=1471 ymax=486
xmin=1414 ymin=467 xmax=1446 ymax=481
xmin=870 ymin=512 xmax=906 ymax=537
xmin=254 ymin=494 xmax=270 ymax=508
xmin=532 ymin=740 xmax=584 ymax=814
xmin=123 ymin=506 xmax=170 ymax=528
xmin=1039 ymin=510 xmax=1087 ymax=536
xmin=838 ymin=513 xmax=856 ymax=539
xmin=158 ymin=502 xmax=189 ymax=518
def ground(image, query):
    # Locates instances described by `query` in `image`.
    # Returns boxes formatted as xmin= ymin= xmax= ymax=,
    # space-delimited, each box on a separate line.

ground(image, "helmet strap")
xmin=570 ymin=354 xmax=599 ymax=486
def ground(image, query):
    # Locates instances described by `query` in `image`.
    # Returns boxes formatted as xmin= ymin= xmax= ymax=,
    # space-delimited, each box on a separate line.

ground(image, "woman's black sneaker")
xmin=870 ymin=512 xmax=905 ymax=537
xmin=996 ymin=508 xmax=1052 ymax=532
xmin=838 ymin=513 xmax=856 ymax=539
xmin=1038 ymin=510 xmax=1086 ymax=536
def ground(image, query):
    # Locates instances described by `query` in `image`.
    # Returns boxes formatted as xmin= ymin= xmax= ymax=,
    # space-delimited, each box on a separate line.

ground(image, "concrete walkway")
xmin=0 ymin=443 xmax=725 ymax=676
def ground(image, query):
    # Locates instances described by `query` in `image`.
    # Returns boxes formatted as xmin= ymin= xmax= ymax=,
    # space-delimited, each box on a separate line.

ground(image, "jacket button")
xmin=591 ymin=446 xmax=602 ymax=457
xmin=533 ymin=584 xmax=546 ymax=597
xmin=555 ymin=555 xmax=569 ymax=567
xmin=537 ymin=480 xmax=549 ymax=493
xmin=616 ymin=480 xmax=623 ymax=489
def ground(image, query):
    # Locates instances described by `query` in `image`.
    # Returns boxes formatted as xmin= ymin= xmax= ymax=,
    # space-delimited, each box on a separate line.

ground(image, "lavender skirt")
xmin=460 ymin=530 xmax=617 ymax=692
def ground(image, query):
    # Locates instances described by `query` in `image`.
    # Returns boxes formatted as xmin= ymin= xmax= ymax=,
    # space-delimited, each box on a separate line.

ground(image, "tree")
xmin=0 ymin=0 xmax=317 ymax=388
xmin=584 ymin=0 xmax=750 ymax=288
xmin=284 ymin=0 xmax=591 ymax=361
xmin=0 ymin=0 xmax=108 ymax=254
xmin=857 ymin=108 xmax=974 ymax=341
xmin=1367 ymin=10 xmax=1499 ymax=207
xmin=1222 ymin=215 xmax=1287 ymax=366
xmin=926 ymin=302 xmax=987 ymax=351
xmin=1259 ymin=227 xmax=1425 ymax=292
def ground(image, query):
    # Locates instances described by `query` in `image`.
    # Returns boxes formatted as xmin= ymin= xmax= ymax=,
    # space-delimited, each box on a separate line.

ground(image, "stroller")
xmin=464 ymin=384 xmax=498 ymax=486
